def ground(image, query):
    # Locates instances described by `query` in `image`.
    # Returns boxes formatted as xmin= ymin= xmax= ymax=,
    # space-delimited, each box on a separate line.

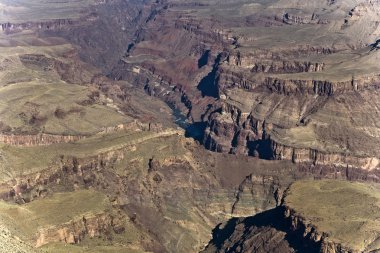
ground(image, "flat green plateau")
xmin=285 ymin=180 xmax=380 ymax=251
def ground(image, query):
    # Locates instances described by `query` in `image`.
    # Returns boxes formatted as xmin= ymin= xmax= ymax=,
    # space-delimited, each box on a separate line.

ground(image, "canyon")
xmin=0 ymin=0 xmax=379 ymax=252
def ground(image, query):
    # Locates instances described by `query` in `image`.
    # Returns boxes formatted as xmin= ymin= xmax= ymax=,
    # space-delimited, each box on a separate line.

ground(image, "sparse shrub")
xmin=0 ymin=121 xmax=12 ymax=132
xmin=54 ymin=107 xmax=66 ymax=119
xmin=29 ymin=113 xmax=47 ymax=126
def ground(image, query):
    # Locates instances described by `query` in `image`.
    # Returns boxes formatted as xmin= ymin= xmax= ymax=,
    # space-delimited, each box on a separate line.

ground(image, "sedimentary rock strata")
xmin=0 ymin=0 xmax=379 ymax=252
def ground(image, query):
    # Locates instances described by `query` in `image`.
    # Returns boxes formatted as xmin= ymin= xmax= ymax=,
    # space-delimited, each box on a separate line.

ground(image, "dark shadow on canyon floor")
xmin=197 ymin=54 xmax=221 ymax=98
xmin=170 ymin=105 xmax=206 ymax=142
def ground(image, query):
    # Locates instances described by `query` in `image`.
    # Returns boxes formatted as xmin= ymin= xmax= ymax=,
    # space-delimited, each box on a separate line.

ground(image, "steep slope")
xmin=203 ymin=180 xmax=380 ymax=253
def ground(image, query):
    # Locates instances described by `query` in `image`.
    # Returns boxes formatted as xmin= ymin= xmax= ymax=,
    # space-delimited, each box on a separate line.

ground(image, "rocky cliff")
xmin=0 ymin=133 xmax=84 ymax=146
xmin=35 ymin=212 xmax=122 ymax=247
xmin=203 ymin=180 xmax=380 ymax=253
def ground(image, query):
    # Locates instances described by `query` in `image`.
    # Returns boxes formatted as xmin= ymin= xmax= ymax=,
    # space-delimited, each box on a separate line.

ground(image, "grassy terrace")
xmin=0 ymin=81 xmax=130 ymax=135
xmin=0 ymin=129 xmax=181 ymax=180
xmin=284 ymin=180 xmax=380 ymax=251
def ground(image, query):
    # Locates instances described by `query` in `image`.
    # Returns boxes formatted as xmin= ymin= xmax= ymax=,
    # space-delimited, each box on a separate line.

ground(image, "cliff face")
xmin=202 ymin=207 xmax=320 ymax=253
xmin=203 ymin=207 xmax=366 ymax=253
xmin=1 ymin=19 xmax=78 ymax=33
xmin=203 ymin=180 xmax=380 ymax=253
xmin=228 ymin=53 xmax=326 ymax=73
xmin=271 ymin=141 xmax=380 ymax=170
xmin=231 ymin=174 xmax=281 ymax=216
xmin=283 ymin=207 xmax=349 ymax=253
xmin=202 ymin=83 xmax=380 ymax=170
xmin=281 ymin=180 xmax=380 ymax=252
xmin=35 ymin=212 xmax=120 ymax=247
xmin=216 ymin=67 xmax=380 ymax=95
xmin=0 ymin=133 xmax=84 ymax=146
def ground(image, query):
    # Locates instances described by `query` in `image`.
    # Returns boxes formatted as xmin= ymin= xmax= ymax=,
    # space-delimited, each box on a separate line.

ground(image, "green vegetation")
xmin=285 ymin=180 xmax=380 ymax=251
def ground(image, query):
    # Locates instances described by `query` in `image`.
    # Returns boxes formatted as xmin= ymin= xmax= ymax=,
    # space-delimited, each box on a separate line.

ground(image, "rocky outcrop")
xmin=283 ymin=12 xmax=329 ymax=25
xmin=344 ymin=1 xmax=380 ymax=25
xmin=264 ymin=76 xmax=380 ymax=95
xmin=0 ymin=9 xmax=101 ymax=34
xmin=282 ymin=203 xmax=377 ymax=253
xmin=216 ymin=67 xmax=380 ymax=95
xmin=0 ymin=133 xmax=84 ymax=146
xmin=0 ymin=18 xmax=89 ymax=34
xmin=271 ymin=140 xmax=380 ymax=170
xmin=231 ymin=174 xmax=281 ymax=216
xmin=35 ymin=212 xmax=123 ymax=247
xmin=228 ymin=54 xmax=325 ymax=73
xmin=1 ymin=20 xmax=72 ymax=33
xmin=282 ymin=207 xmax=333 ymax=252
